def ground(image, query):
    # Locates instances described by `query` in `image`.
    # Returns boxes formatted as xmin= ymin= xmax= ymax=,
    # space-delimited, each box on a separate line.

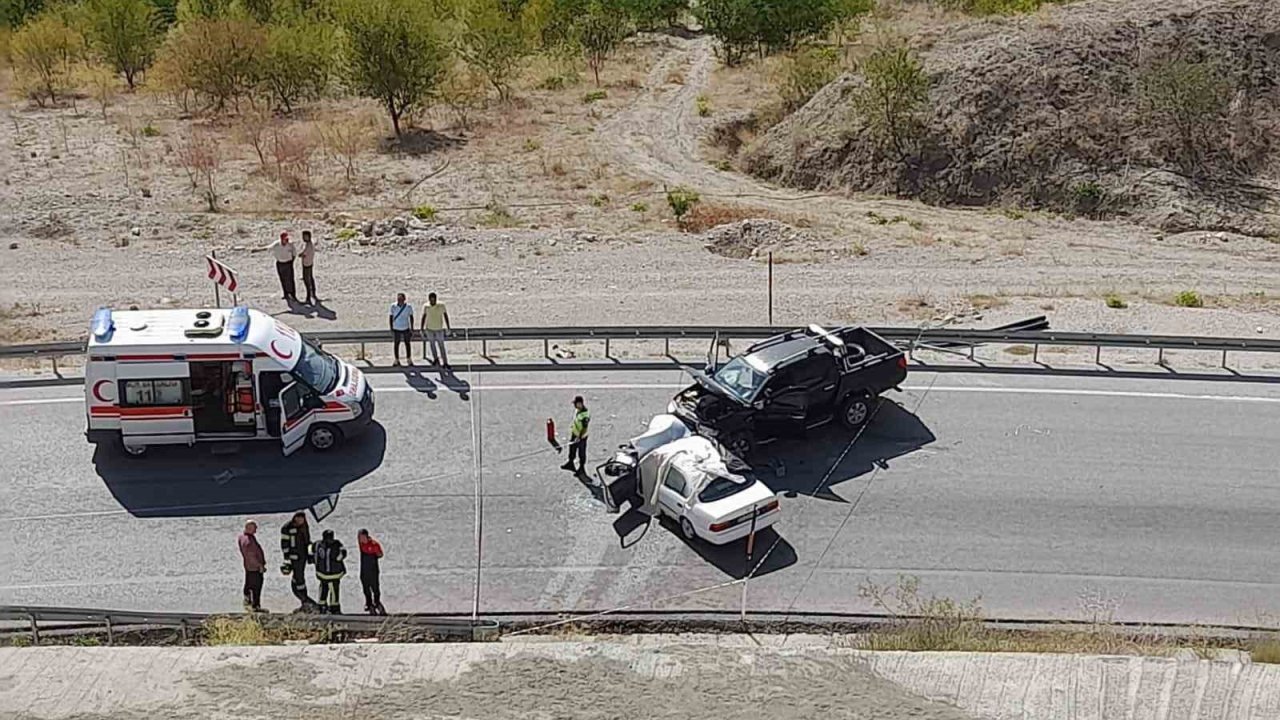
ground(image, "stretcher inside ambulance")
xmin=85 ymin=306 xmax=373 ymax=457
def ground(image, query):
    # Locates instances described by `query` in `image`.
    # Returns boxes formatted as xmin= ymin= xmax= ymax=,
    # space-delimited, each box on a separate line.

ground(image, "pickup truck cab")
xmin=669 ymin=325 xmax=907 ymax=458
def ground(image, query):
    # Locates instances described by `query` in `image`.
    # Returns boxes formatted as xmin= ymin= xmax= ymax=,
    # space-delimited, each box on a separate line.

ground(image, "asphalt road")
xmin=1 ymin=369 xmax=1278 ymax=627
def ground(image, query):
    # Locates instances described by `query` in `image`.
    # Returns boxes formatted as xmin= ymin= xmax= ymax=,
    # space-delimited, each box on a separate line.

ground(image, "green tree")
xmin=339 ymin=0 xmax=450 ymax=137
xmin=855 ymin=40 xmax=928 ymax=158
xmin=575 ymin=0 xmax=630 ymax=85
xmin=150 ymin=0 xmax=177 ymax=25
xmin=259 ymin=20 xmax=335 ymax=111
xmin=692 ymin=0 xmax=757 ymax=66
xmin=84 ymin=0 xmax=161 ymax=88
xmin=152 ymin=16 xmax=265 ymax=111
xmin=459 ymin=0 xmax=536 ymax=101
xmin=175 ymin=0 xmax=231 ymax=21
xmin=1 ymin=0 xmax=45 ymax=28
xmin=619 ymin=0 xmax=683 ymax=30
xmin=10 ymin=10 xmax=81 ymax=105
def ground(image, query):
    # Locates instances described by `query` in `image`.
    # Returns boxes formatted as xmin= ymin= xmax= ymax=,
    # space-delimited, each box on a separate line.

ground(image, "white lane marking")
xmin=6 ymin=382 xmax=1280 ymax=408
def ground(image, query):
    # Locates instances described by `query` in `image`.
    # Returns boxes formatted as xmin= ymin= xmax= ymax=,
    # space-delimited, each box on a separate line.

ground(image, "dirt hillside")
xmin=743 ymin=0 xmax=1280 ymax=235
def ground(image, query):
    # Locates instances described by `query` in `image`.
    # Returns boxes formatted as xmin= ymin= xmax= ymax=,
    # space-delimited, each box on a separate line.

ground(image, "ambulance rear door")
xmin=115 ymin=360 xmax=195 ymax=446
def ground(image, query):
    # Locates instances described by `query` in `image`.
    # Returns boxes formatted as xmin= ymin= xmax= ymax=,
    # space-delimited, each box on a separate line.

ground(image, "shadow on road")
xmin=610 ymin=509 xmax=797 ymax=579
xmin=753 ymin=399 xmax=935 ymax=502
xmin=93 ymin=423 xmax=387 ymax=518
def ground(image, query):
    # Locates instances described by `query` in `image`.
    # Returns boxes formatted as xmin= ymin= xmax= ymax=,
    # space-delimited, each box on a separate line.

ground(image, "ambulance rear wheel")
xmin=120 ymin=441 xmax=147 ymax=458
xmin=308 ymin=423 xmax=343 ymax=452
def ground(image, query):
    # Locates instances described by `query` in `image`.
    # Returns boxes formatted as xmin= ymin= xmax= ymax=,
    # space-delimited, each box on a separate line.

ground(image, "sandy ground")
xmin=2 ymin=35 xmax=1280 ymax=345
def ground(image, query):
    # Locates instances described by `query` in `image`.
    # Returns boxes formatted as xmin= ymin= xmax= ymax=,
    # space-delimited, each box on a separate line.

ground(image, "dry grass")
xmin=203 ymin=616 xmax=335 ymax=646
xmin=681 ymin=203 xmax=783 ymax=233
xmin=1004 ymin=345 xmax=1035 ymax=356
xmin=966 ymin=294 xmax=1008 ymax=311
xmin=1251 ymin=637 xmax=1280 ymax=664
xmin=0 ymin=302 xmax=49 ymax=343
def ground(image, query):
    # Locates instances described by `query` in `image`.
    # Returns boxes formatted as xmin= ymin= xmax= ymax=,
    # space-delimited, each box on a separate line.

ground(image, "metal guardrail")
xmin=2 ymin=319 xmax=1277 ymax=372
xmin=0 ymin=605 xmax=499 ymax=643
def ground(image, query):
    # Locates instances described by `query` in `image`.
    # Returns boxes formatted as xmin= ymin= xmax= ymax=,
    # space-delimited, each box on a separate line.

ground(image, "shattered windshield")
xmin=711 ymin=357 xmax=767 ymax=403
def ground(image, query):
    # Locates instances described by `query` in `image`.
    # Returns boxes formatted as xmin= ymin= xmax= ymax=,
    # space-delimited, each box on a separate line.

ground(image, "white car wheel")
xmin=679 ymin=516 xmax=698 ymax=541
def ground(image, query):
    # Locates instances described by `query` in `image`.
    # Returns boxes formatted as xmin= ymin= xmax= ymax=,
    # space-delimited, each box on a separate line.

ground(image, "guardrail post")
xmin=544 ymin=338 xmax=550 ymax=359
xmin=1158 ymin=348 xmax=1166 ymax=367
xmin=51 ymin=355 xmax=59 ymax=376
xmin=180 ymin=619 xmax=189 ymax=643
xmin=1032 ymin=344 xmax=1039 ymax=364
xmin=664 ymin=338 xmax=671 ymax=357
xmin=1095 ymin=345 xmax=1101 ymax=366
xmin=28 ymin=614 xmax=39 ymax=645
xmin=1222 ymin=349 xmax=1229 ymax=369
xmin=605 ymin=338 xmax=611 ymax=359
xmin=482 ymin=339 xmax=488 ymax=358
xmin=105 ymin=616 xmax=114 ymax=645
xmin=968 ymin=344 xmax=975 ymax=361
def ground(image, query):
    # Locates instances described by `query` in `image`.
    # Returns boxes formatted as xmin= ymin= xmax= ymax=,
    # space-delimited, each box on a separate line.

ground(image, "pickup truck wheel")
xmin=840 ymin=393 xmax=873 ymax=430
xmin=308 ymin=423 xmax=343 ymax=452
xmin=679 ymin=516 xmax=698 ymax=541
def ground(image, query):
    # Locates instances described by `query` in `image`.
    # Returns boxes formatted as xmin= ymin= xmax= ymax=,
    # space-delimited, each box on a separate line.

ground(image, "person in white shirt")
xmin=299 ymin=230 xmax=318 ymax=305
xmin=389 ymin=293 xmax=415 ymax=366
xmin=267 ymin=231 xmax=298 ymax=302
xmin=420 ymin=292 xmax=452 ymax=370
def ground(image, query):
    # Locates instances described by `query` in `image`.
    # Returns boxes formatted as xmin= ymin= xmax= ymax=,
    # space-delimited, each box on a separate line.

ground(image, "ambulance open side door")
xmin=278 ymin=382 xmax=319 ymax=455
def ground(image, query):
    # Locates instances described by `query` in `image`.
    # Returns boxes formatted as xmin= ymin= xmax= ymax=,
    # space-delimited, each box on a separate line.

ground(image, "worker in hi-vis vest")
xmin=559 ymin=396 xmax=590 ymax=475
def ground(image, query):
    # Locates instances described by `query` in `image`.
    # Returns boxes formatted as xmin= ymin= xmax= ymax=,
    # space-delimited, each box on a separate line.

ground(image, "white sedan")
xmin=598 ymin=415 xmax=781 ymax=545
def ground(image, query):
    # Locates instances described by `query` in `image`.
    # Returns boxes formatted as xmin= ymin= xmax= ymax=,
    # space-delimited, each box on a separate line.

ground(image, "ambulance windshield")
xmin=293 ymin=339 xmax=339 ymax=393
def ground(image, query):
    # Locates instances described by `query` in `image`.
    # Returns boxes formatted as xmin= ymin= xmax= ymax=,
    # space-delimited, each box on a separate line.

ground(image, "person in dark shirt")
xmin=357 ymin=529 xmax=386 ymax=615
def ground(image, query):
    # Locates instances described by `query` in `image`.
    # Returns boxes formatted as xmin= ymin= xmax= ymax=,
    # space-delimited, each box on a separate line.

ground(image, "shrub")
xmin=692 ymin=0 xmax=756 ymax=67
xmin=78 ymin=62 xmax=117 ymax=118
xmin=84 ymin=0 xmax=161 ymax=89
xmin=269 ymin=124 xmax=317 ymax=193
xmin=2 ymin=0 xmax=46 ymax=28
xmin=174 ymin=128 xmax=221 ymax=210
xmin=618 ymin=0 xmax=684 ymax=30
xmin=773 ymin=45 xmax=839 ymax=112
xmin=859 ymin=576 xmax=987 ymax=651
xmin=665 ymin=184 xmax=700 ymax=228
xmin=458 ymin=0 xmax=537 ymax=102
xmin=630 ymin=201 xmax=648 ymax=212
xmin=412 ymin=204 xmax=437 ymax=220
xmin=438 ymin=60 xmax=488 ymax=130
xmin=318 ymin=111 xmax=375 ymax=181
xmin=1104 ymin=293 xmax=1127 ymax=309
xmin=479 ymin=199 xmax=518 ymax=227
xmin=1070 ymin=180 xmax=1106 ymax=216
xmin=855 ymin=39 xmax=928 ymax=159
xmin=681 ymin=203 xmax=773 ymax=233
xmin=581 ymin=88 xmax=607 ymax=103
xmin=522 ymin=137 xmax=541 ymax=152
xmin=336 ymin=227 xmax=358 ymax=240
xmin=141 ymin=122 xmax=160 ymax=136
xmin=695 ymin=92 xmax=710 ymax=116
xmin=152 ymin=17 xmax=266 ymax=113
xmin=590 ymin=193 xmax=609 ymax=207
xmin=339 ymin=0 xmax=449 ymax=137
xmin=1174 ymin=290 xmax=1203 ymax=308
xmin=10 ymin=11 xmax=82 ymax=106
xmin=1137 ymin=56 xmax=1234 ymax=176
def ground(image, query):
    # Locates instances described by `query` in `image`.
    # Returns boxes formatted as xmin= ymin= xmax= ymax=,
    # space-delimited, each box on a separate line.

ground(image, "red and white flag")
xmin=205 ymin=255 xmax=239 ymax=292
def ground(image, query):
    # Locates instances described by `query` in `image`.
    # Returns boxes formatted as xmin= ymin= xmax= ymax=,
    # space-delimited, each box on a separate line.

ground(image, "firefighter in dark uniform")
xmin=313 ymin=529 xmax=348 ymax=614
xmin=280 ymin=512 xmax=315 ymax=611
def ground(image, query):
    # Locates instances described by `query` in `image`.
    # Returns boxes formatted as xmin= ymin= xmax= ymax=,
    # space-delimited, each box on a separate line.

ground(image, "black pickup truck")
xmin=668 ymin=325 xmax=908 ymax=457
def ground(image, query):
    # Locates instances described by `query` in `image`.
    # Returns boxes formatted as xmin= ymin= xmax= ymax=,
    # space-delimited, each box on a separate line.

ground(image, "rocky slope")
xmin=743 ymin=0 xmax=1280 ymax=235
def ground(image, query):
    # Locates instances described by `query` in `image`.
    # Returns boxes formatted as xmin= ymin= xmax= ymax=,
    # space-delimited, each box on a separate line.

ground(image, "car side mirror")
xmin=752 ymin=400 xmax=765 ymax=410
xmin=704 ymin=364 xmax=714 ymax=375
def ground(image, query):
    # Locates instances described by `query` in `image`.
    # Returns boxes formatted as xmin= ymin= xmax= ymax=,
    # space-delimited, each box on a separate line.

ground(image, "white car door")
xmin=278 ymin=382 xmax=317 ymax=456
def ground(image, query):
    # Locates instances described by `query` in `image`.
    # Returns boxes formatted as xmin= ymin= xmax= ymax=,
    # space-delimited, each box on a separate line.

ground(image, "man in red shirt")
xmin=357 ymin=529 xmax=386 ymax=615
xmin=238 ymin=520 xmax=267 ymax=612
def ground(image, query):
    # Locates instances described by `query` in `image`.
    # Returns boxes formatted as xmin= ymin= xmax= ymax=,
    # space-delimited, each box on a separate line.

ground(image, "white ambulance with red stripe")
xmin=85 ymin=306 xmax=373 ymax=457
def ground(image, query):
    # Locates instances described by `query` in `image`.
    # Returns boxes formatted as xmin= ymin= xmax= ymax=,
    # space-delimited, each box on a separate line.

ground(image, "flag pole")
xmin=211 ymin=249 xmax=222 ymax=308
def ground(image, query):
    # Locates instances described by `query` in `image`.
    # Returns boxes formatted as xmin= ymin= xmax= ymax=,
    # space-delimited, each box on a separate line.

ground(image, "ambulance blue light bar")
xmin=90 ymin=307 xmax=114 ymax=340
xmin=228 ymin=306 xmax=251 ymax=342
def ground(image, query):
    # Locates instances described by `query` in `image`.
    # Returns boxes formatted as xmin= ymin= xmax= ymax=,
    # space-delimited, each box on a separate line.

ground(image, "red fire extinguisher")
xmin=546 ymin=418 xmax=562 ymax=452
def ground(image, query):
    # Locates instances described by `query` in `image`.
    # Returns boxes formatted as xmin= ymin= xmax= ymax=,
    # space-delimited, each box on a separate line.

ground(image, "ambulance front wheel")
xmin=307 ymin=423 xmax=343 ymax=452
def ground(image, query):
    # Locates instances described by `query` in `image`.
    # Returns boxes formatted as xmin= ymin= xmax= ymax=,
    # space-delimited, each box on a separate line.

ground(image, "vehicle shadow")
xmin=611 ymin=509 xmax=797 ymax=579
xmin=661 ymin=517 xmax=797 ymax=579
xmin=754 ymin=399 xmax=935 ymax=502
xmin=93 ymin=422 xmax=388 ymax=518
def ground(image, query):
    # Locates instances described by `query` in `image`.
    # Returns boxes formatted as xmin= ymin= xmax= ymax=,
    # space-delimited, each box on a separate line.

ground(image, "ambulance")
xmin=85 ymin=306 xmax=373 ymax=457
